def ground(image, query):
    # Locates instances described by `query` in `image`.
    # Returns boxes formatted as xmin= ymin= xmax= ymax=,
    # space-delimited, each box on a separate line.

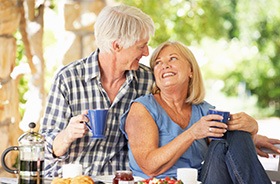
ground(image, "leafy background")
xmin=115 ymin=0 xmax=280 ymax=118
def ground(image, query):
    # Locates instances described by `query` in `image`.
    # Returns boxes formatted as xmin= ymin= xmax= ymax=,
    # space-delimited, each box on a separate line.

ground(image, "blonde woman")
xmin=120 ymin=41 xmax=271 ymax=183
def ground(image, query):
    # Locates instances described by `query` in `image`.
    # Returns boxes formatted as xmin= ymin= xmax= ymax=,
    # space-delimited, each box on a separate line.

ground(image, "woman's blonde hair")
xmin=150 ymin=41 xmax=205 ymax=104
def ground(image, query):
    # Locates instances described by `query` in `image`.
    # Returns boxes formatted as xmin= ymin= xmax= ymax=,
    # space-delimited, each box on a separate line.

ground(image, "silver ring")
xmin=209 ymin=127 xmax=212 ymax=132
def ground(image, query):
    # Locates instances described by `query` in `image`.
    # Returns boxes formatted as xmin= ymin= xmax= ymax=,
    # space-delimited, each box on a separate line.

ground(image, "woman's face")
xmin=153 ymin=45 xmax=192 ymax=91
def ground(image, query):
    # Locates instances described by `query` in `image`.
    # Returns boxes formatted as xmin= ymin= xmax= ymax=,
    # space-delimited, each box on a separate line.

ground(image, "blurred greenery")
xmin=15 ymin=32 xmax=29 ymax=117
xmin=116 ymin=0 xmax=280 ymax=117
xmin=117 ymin=0 xmax=235 ymax=46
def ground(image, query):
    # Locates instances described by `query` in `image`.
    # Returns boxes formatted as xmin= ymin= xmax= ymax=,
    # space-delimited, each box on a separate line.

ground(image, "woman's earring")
xmin=190 ymin=75 xmax=193 ymax=78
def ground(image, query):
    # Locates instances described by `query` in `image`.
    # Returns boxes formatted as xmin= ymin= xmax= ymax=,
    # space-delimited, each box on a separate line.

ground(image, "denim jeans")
xmin=199 ymin=131 xmax=271 ymax=184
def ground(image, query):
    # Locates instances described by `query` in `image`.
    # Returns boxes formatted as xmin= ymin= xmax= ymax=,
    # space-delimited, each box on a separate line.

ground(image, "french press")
xmin=1 ymin=122 xmax=45 ymax=184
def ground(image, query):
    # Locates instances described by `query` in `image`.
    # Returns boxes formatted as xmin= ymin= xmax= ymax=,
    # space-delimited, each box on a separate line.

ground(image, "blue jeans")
xmin=199 ymin=131 xmax=271 ymax=184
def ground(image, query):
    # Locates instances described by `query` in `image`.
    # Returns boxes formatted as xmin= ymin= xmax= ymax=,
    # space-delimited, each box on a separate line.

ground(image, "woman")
xmin=120 ymin=41 xmax=271 ymax=183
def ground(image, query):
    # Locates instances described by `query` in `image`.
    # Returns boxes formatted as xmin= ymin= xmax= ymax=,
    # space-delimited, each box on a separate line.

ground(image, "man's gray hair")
xmin=94 ymin=4 xmax=155 ymax=53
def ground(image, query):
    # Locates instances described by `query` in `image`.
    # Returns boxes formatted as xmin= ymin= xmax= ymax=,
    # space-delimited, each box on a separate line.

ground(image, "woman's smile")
xmin=162 ymin=72 xmax=176 ymax=78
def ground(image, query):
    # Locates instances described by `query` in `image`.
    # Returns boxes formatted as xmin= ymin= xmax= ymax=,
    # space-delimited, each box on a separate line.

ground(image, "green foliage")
xmin=116 ymin=0 xmax=237 ymax=46
xmin=117 ymin=0 xmax=280 ymax=117
xmin=15 ymin=32 xmax=29 ymax=117
xmin=223 ymin=0 xmax=280 ymax=116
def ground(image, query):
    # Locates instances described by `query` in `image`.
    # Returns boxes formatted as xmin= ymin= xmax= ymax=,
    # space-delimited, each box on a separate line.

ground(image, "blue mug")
xmin=85 ymin=109 xmax=108 ymax=139
xmin=207 ymin=109 xmax=230 ymax=140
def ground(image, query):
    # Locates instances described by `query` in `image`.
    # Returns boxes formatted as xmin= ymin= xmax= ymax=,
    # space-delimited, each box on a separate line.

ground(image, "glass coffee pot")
xmin=1 ymin=122 xmax=45 ymax=184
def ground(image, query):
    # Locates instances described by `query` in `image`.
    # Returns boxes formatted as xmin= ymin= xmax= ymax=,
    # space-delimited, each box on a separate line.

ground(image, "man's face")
xmin=116 ymin=38 xmax=150 ymax=70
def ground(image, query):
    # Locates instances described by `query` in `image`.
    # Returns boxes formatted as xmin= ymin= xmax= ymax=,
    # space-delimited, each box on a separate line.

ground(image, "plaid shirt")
xmin=40 ymin=49 xmax=154 ymax=177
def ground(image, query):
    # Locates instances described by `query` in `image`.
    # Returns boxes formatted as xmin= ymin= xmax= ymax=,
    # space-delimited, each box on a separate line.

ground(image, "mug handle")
xmin=1 ymin=146 xmax=19 ymax=174
xmin=84 ymin=114 xmax=92 ymax=130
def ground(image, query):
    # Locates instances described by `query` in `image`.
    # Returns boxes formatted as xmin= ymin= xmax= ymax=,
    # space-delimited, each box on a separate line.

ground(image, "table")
xmin=0 ymin=175 xmax=137 ymax=184
xmin=0 ymin=175 xmax=115 ymax=184
xmin=0 ymin=177 xmax=52 ymax=184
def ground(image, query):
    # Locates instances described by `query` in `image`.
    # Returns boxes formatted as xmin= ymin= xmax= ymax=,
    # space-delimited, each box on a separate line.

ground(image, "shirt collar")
xmin=84 ymin=49 xmax=139 ymax=84
xmin=85 ymin=49 xmax=101 ymax=82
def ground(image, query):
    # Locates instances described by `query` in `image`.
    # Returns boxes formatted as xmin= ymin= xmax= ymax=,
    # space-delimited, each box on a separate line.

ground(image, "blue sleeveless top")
xmin=120 ymin=94 xmax=214 ymax=179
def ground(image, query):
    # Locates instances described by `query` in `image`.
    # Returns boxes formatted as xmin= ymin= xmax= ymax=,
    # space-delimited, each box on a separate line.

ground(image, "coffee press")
xmin=1 ymin=122 xmax=45 ymax=184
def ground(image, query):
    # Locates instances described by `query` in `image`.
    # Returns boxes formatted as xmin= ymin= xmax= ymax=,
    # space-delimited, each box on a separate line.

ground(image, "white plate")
xmin=92 ymin=175 xmax=114 ymax=183
xmin=93 ymin=175 xmax=144 ymax=183
xmin=0 ymin=177 xmax=17 ymax=184
xmin=133 ymin=176 xmax=145 ymax=182
xmin=92 ymin=175 xmax=201 ymax=184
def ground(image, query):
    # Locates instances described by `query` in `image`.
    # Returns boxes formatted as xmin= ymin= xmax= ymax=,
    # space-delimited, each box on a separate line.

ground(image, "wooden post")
xmin=0 ymin=0 xmax=22 ymax=177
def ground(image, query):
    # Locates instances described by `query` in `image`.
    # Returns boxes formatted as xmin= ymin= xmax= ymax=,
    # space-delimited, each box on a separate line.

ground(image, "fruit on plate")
xmin=137 ymin=176 xmax=183 ymax=184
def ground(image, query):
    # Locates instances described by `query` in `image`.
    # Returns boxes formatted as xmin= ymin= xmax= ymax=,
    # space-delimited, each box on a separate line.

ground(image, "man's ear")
xmin=112 ymin=40 xmax=122 ymax=52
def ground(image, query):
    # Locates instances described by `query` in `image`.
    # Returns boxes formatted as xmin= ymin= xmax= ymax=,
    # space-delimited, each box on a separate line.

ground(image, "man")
xmin=40 ymin=3 xmax=280 ymax=177
xmin=41 ymin=4 xmax=155 ymax=177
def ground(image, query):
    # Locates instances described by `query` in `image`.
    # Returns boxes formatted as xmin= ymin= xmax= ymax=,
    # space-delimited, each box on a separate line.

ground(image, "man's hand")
xmin=228 ymin=112 xmax=258 ymax=135
xmin=53 ymin=111 xmax=89 ymax=157
xmin=63 ymin=113 xmax=89 ymax=144
xmin=253 ymin=134 xmax=280 ymax=158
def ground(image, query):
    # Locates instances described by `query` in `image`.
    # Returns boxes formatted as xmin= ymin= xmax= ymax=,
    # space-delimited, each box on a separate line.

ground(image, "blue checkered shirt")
xmin=40 ymin=49 xmax=154 ymax=177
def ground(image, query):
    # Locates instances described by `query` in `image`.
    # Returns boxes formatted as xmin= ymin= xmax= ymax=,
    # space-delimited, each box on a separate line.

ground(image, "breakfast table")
xmin=0 ymin=176 xmax=203 ymax=184
xmin=0 ymin=175 xmax=141 ymax=184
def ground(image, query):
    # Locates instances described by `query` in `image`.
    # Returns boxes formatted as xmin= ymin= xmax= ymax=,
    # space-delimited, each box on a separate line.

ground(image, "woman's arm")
xmin=125 ymin=102 xmax=227 ymax=177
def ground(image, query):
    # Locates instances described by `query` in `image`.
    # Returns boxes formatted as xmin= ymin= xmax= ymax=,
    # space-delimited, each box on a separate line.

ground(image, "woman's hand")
xmin=227 ymin=112 xmax=258 ymax=135
xmin=189 ymin=114 xmax=228 ymax=140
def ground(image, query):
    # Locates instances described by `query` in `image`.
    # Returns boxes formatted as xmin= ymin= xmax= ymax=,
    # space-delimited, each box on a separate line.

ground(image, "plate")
xmin=92 ymin=175 xmax=114 ymax=183
xmin=0 ymin=177 xmax=17 ymax=184
xmin=93 ymin=175 xmax=160 ymax=183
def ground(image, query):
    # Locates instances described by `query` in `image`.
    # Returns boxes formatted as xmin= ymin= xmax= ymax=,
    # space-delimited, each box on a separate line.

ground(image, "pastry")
xmin=71 ymin=175 xmax=95 ymax=184
xmin=51 ymin=175 xmax=94 ymax=184
xmin=51 ymin=177 xmax=71 ymax=184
